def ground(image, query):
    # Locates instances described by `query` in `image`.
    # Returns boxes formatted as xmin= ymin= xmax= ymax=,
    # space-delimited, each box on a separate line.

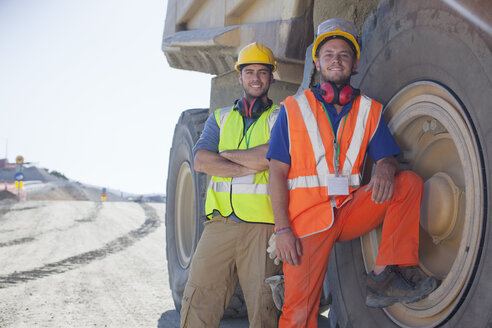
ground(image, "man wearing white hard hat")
xmin=267 ymin=18 xmax=438 ymax=326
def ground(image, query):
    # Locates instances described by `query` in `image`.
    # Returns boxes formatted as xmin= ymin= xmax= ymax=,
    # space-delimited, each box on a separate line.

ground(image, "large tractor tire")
xmin=165 ymin=108 xmax=247 ymax=318
xmin=326 ymin=1 xmax=492 ymax=327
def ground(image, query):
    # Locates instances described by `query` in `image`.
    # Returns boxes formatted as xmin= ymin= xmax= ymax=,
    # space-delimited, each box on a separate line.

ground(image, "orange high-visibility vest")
xmin=283 ymin=89 xmax=383 ymax=238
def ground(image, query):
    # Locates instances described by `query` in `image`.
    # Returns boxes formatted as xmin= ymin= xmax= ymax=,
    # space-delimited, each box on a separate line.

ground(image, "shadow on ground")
xmin=157 ymin=310 xmax=330 ymax=327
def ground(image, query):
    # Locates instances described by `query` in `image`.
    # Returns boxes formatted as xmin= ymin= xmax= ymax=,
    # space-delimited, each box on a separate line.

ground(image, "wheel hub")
xmin=421 ymin=172 xmax=461 ymax=245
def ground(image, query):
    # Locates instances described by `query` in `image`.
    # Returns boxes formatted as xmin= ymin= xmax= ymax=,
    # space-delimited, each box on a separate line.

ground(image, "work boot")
xmin=365 ymin=265 xmax=438 ymax=308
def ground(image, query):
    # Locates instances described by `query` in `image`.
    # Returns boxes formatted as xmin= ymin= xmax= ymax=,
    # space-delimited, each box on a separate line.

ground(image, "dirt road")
xmin=0 ymin=200 xmax=180 ymax=327
xmin=0 ymin=200 xmax=329 ymax=327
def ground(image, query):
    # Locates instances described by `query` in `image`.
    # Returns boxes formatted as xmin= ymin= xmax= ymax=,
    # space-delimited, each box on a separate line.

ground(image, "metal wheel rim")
xmin=360 ymin=81 xmax=484 ymax=327
xmin=175 ymin=161 xmax=195 ymax=269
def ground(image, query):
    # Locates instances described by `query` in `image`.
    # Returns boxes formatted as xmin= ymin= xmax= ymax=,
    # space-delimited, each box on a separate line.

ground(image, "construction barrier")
xmin=0 ymin=183 xmax=26 ymax=201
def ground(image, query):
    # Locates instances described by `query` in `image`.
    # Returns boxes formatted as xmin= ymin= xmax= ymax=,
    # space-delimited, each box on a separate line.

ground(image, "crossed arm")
xmin=194 ymin=143 xmax=270 ymax=177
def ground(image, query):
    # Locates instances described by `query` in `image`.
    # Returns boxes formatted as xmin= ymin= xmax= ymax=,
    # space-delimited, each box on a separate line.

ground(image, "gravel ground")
xmin=0 ymin=200 xmax=175 ymax=327
xmin=0 ymin=200 xmax=329 ymax=327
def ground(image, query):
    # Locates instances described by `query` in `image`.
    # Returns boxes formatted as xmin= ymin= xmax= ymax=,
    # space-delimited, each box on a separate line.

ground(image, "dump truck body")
xmin=163 ymin=1 xmax=492 ymax=326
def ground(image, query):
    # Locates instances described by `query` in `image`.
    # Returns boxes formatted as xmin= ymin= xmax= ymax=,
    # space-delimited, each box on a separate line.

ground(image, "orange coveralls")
xmin=280 ymin=170 xmax=423 ymax=327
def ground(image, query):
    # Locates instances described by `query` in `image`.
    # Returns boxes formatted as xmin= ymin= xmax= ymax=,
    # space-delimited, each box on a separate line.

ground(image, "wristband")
xmin=274 ymin=227 xmax=293 ymax=235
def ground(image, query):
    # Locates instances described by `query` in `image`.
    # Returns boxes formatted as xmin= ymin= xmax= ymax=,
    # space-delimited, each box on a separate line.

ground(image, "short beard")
xmin=320 ymin=71 xmax=351 ymax=86
xmin=244 ymin=90 xmax=268 ymax=102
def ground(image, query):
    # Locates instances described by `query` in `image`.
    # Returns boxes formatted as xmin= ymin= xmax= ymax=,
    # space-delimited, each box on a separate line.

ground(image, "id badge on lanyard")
xmin=322 ymin=103 xmax=350 ymax=196
xmin=327 ymin=140 xmax=349 ymax=196
xmin=327 ymin=176 xmax=349 ymax=195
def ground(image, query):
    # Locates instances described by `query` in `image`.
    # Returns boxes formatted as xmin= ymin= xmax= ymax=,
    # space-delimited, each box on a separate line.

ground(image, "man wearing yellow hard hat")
xmin=267 ymin=18 xmax=438 ymax=326
xmin=180 ymin=42 xmax=282 ymax=327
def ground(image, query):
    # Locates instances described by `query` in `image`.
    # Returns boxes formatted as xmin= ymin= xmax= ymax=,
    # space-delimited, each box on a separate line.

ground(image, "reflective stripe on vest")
xmin=283 ymin=90 xmax=382 ymax=237
xmin=216 ymin=106 xmax=278 ymax=139
xmin=207 ymin=179 xmax=269 ymax=194
xmin=287 ymin=93 xmax=372 ymax=190
xmin=205 ymin=105 xmax=279 ymax=223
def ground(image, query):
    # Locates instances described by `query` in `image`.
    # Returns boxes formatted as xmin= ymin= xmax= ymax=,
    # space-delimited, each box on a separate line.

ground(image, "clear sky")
xmin=0 ymin=0 xmax=212 ymax=195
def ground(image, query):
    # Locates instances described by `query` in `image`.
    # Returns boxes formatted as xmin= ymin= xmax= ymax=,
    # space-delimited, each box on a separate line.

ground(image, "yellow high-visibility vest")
xmin=205 ymin=104 xmax=279 ymax=223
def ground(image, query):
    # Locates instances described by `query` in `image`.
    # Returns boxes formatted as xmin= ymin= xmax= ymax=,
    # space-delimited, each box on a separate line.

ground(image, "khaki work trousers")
xmin=180 ymin=215 xmax=282 ymax=328
xmin=280 ymin=171 xmax=423 ymax=327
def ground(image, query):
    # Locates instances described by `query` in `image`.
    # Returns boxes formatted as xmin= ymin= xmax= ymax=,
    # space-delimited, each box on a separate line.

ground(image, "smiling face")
xmin=315 ymin=38 xmax=358 ymax=87
xmin=238 ymin=64 xmax=273 ymax=104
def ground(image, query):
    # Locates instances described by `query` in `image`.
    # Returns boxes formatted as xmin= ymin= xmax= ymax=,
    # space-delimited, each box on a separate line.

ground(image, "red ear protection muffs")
xmin=316 ymin=82 xmax=359 ymax=106
xmin=235 ymin=98 xmax=273 ymax=118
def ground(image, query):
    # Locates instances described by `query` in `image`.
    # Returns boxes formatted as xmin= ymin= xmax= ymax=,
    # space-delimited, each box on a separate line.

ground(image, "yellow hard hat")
xmin=312 ymin=18 xmax=360 ymax=61
xmin=235 ymin=42 xmax=277 ymax=72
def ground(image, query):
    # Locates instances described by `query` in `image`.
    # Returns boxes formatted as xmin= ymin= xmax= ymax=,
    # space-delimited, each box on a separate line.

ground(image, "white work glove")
xmin=267 ymin=233 xmax=281 ymax=265
xmin=265 ymin=274 xmax=285 ymax=311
